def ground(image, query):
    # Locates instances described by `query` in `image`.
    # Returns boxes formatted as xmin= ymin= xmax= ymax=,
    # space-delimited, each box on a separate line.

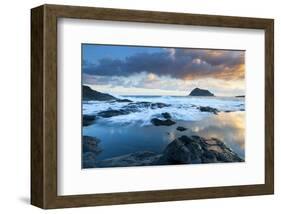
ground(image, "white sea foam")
xmin=83 ymin=101 xmax=127 ymax=115
xmin=83 ymin=96 xmax=245 ymax=126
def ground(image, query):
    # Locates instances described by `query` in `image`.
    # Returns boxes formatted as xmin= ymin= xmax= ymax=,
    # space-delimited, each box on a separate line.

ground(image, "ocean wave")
xmin=103 ymin=106 xmax=209 ymax=126
xmin=83 ymin=96 xmax=245 ymax=126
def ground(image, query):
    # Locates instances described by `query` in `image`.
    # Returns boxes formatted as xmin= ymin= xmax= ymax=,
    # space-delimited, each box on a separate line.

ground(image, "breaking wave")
xmin=83 ymin=96 xmax=245 ymax=126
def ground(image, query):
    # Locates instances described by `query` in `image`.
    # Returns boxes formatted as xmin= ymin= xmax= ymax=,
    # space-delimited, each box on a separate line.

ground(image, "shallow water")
xmin=83 ymin=110 xmax=245 ymax=161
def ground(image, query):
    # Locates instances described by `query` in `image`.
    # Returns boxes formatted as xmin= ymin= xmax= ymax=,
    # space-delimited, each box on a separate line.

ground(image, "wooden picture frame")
xmin=31 ymin=4 xmax=274 ymax=209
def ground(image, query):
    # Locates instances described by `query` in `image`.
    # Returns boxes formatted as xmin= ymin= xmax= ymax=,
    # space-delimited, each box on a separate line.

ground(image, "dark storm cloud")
xmin=83 ymin=48 xmax=244 ymax=80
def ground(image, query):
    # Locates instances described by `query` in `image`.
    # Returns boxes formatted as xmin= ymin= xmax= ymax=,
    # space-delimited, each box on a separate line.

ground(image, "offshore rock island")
xmin=188 ymin=88 xmax=215 ymax=96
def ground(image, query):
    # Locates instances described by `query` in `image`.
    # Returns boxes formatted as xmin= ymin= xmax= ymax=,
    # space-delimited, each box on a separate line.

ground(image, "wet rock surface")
xmin=162 ymin=112 xmax=172 ymax=119
xmin=96 ymin=151 xmax=161 ymax=168
xmin=176 ymin=126 xmax=187 ymax=131
xmin=151 ymin=102 xmax=171 ymax=109
xmin=125 ymin=101 xmax=171 ymax=110
xmin=198 ymin=106 xmax=219 ymax=114
xmin=98 ymin=109 xmax=131 ymax=118
xmin=90 ymin=135 xmax=243 ymax=168
xmin=83 ymin=115 xmax=96 ymax=126
xmin=151 ymin=118 xmax=176 ymax=126
xmin=83 ymin=100 xmax=173 ymax=123
xmin=157 ymin=135 xmax=243 ymax=165
xmin=116 ymin=98 xmax=133 ymax=103
xmin=82 ymin=136 xmax=102 ymax=168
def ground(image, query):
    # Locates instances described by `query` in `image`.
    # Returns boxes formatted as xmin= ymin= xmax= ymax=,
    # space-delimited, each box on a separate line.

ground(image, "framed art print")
xmin=31 ymin=4 xmax=274 ymax=209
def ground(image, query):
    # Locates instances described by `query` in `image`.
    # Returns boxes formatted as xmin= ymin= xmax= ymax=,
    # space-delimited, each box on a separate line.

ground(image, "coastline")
xmin=83 ymin=111 xmax=245 ymax=168
xmin=82 ymin=89 xmax=245 ymax=168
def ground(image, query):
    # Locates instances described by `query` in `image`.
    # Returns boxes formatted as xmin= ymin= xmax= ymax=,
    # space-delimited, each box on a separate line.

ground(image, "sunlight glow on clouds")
xmin=82 ymin=44 xmax=245 ymax=96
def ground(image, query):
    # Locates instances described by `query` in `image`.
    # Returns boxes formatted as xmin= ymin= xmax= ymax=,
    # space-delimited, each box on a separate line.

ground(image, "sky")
xmin=82 ymin=44 xmax=245 ymax=96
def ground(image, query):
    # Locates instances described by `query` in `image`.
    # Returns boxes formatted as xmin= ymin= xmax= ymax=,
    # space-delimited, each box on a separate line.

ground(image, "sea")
xmin=83 ymin=96 xmax=245 ymax=163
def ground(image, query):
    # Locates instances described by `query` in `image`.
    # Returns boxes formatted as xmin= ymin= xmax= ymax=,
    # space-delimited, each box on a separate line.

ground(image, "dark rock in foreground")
xmin=83 ymin=114 xmax=96 ymax=126
xmin=198 ymin=106 xmax=219 ymax=114
xmin=83 ymin=85 xmax=116 ymax=101
xmin=94 ymin=135 xmax=243 ymax=168
xmin=151 ymin=118 xmax=176 ymax=126
xmin=98 ymin=109 xmax=130 ymax=118
xmin=162 ymin=112 xmax=172 ymax=119
xmin=96 ymin=151 xmax=161 ymax=168
xmin=176 ymin=126 xmax=187 ymax=131
xmin=83 ymin=136 xmax=101 ymax=153
xmin=157 ymin=136 xmax=243 ymax=164
xmin=189 ymin=88 xmax=214 ymax=96
xmin=82 ymin=136 xmax=102 ymax=168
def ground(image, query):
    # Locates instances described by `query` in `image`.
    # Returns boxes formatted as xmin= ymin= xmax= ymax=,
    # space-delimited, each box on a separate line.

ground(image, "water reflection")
xmin=175 ymin=112 xmax=245 ymax=158
xmin=83 ymin=112 xmax=245 ymax=160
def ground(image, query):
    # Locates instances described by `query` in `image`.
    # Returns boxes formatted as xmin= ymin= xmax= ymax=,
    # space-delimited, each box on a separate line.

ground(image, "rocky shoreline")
xmin=83 ymin=134 xmax=243 ymax=168
xmin=82 ymin=136 xmax=102 ymax=168
xmin=83 ymin=101 xmax=243 ymax=127
xmin=82 ymin=86 xmax=245 ymax=127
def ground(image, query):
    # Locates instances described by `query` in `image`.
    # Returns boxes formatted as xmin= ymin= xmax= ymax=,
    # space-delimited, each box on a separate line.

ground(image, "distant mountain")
xmin=83 ymin=85 xmax=116 ymax=101
xmin=188 ymin=88 xmax=214 ymax=96
xmin=235 ymin=95 xmax=245 ymax=98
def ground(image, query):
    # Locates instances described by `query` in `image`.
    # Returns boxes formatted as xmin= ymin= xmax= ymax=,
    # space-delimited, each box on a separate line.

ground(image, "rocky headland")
xmin=83 ymin=85 xmax=116 ymax=101
xmin=83 ymin=85 xmax=133 ymax=102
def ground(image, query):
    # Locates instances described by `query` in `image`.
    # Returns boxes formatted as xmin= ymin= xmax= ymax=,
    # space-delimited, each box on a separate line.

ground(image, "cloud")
xmin=83 ymin=48 xmax=244 ymax=81
xmin=83 ymin=72 xmax=245 ymax=97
